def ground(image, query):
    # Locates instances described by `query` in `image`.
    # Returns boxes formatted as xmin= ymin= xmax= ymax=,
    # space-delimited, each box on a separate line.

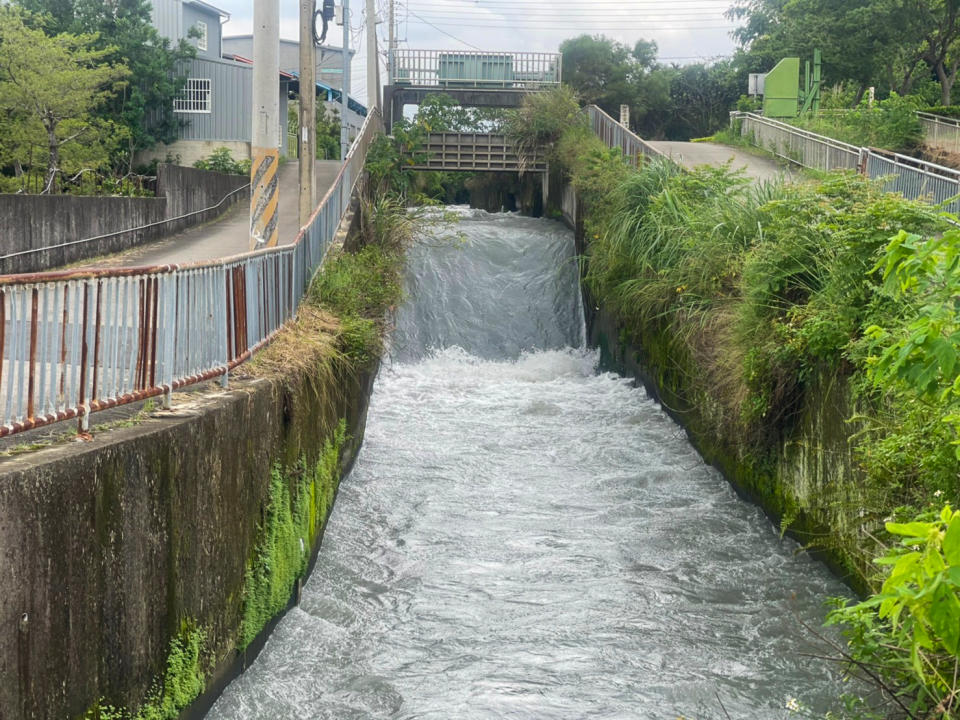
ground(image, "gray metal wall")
xmin=177 ymin=58 xmax=252 ymax=142
xmin=182 ymin=3 xmax=222 ymax=60
xmin=150 ymin=0 xmax=182 ymax=43
xmin=176 ymin=58 xmax=289 ymax=156
xmin=223 ymin=36 xmax=349 ymax=90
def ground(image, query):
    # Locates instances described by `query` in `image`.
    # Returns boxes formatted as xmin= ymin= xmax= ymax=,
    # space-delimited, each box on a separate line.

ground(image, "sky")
xmin=212 ymin=0 xmax=743 ymax=107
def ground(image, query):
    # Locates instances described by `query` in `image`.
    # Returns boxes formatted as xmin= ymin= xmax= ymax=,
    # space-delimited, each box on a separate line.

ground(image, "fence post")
xmin=858 ymin=148 xmax=869 ymax=176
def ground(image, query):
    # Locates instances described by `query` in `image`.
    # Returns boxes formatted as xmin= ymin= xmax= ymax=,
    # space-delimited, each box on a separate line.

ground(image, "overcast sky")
xmin=213 ymin=0 xmax=742 ymax=106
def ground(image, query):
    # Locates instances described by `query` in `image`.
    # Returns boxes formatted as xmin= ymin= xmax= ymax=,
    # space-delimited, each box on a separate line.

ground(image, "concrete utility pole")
xmin=340 ymin=0 xmax=351 ymax=161
xmin=299 ymin=0 xmax=317 ymax=227
xmin=250 ymin=0 xmax=280 ymax=249
xmin=366 ymin=0 xmax=379 ymax=112
xmin=388 ymin=0 xmax=395 ymax=85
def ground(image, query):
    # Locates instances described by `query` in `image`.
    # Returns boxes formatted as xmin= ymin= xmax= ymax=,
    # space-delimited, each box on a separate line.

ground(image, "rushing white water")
xmin=207 ymin=208 xmax=851 ymax=719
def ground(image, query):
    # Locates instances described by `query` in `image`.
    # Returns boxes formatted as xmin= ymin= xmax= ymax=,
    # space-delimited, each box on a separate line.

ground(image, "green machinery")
xmin=762 ymin=49 xmax=822 ymax=118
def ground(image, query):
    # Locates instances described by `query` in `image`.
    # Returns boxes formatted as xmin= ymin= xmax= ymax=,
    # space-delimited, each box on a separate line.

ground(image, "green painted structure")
xmin=762 ymin=50 xmax=822 ymax=118
xmin=763 ymin=57 xmax=800 ymax=118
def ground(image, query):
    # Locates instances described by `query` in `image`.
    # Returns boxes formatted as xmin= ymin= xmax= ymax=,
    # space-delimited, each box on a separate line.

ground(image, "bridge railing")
xmin=864 ymin=148 xmax=960 ymax=213
xmin=918 ymin=111 xmax=960 ymax=154
xmin=0 ymin=109 xmax=383 ymax=438
xmin=730 ymin=112 xmax=861 ymax=172
xmin=731 ymin=111 xmax=960 ymax=211
xmin=586 ymin=105 xmax=665 ymax=166
xmin=391 ymin=50 xmax=561 ymax=89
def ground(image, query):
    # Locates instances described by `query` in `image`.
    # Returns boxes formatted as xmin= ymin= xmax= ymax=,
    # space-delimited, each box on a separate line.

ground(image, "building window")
xmin=174 ymin=78 xmax=211 ymax=113
xmin=196 ymin=22 xmax=208 ymax=51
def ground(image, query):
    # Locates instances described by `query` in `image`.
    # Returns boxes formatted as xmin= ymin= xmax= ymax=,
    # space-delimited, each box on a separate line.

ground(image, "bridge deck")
xmin=411 ymin=132 xmax=546 ymax=173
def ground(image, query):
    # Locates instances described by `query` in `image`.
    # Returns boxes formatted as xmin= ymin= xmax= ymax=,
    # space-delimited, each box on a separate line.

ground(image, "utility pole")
xmin=299 ymin=0 xmax=316 ymax=227
xmin=388 ymin=0 xmax=394 ymax=85
xmin=250 ymin=0 xmax=280 ymax=249
xmin=366 ymin=0 xmax=379 ymax=112
xmin=340 ymin=0 xmax=351 ymax=161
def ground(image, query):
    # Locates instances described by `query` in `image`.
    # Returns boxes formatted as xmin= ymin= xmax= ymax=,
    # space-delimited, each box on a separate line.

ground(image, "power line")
xmin=406 ymin=9 xmax=483 ymax=49
xmin=404 ymin=17 xmax=738 ymax=29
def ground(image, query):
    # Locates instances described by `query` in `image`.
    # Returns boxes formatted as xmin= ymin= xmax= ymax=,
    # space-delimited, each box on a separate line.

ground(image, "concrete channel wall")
xmin=0 ymin=349 xmax=378 ymax=719
xmin=0 ymin=165 xmax=249 ymax=275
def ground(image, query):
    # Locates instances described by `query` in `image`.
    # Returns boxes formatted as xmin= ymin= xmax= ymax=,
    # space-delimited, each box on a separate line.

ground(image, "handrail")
xmin=730 ymin=110 xmax=960 ymax=214
xmin=729 ymin=111 xmax=861 ymax=171
xmin=917 ymin=110 xmax=960 ymax=129
xmin=586 ymin=105 xmax=666 ymax=166
xmin=0 ymin=108 xmax=383 ymax=438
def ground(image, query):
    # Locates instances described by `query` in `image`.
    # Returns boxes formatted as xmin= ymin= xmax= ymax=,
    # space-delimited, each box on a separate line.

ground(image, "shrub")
xmin=192 ymin=147 xmax=250 ymax=175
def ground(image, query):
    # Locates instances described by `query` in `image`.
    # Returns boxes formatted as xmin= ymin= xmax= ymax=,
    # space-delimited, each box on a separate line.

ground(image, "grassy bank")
xmin=521 ymin=88 xmax=960 ymax=717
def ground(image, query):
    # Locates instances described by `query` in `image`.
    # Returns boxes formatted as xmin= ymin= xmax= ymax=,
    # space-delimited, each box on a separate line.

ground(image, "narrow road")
xmin=74 ymin=159 xmax=343 ymax=270
xmin=648 ymin=141 xmax=795 ymax=183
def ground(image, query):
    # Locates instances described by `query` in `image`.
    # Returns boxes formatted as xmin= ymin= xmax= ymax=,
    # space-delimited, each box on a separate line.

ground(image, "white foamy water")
xmin=207 ymin=208 xmax=851 ymax=719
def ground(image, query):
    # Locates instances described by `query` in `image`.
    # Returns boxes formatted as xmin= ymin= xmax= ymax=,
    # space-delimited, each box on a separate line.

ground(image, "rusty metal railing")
xmin=0 ymin=109 xmax=383 ymax=438
xmin=586 ymin=105 xmax=665 ymax=166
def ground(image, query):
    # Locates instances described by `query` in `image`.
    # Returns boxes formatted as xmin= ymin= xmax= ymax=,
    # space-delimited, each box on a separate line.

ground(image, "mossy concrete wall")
xmin=568 ymin=186 xmax=872 ymax=593
xmin=0 ymin=355 xmax=377 ymax=719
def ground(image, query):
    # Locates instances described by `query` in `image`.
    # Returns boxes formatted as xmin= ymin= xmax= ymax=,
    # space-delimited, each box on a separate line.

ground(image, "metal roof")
xmin=184 ymin=0 xmax=229 ymax=19
xmin=287 ymin=70 xmax=368 ymax=117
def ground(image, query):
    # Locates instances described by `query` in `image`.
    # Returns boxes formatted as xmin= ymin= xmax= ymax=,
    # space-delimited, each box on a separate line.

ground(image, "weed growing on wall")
xmin=239 ymin=420 xmax=347 ymax=650
xmin=81 ymin=625 xmax=207 ymax=720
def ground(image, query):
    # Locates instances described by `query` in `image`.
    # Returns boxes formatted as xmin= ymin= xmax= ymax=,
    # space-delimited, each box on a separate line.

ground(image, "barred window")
xmin=174 ymin=79 xmax=211 ymax=113
xmin=196 ymin=22 xmax=208 ymax=51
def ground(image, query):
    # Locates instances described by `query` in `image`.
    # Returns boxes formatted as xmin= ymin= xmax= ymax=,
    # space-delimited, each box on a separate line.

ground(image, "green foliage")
xmin=192 ymin=147 xmax=250 ymax=176
xmin=239 ymin=422 xmax=347 ymax=649
xmin=925 ymin=105 xmax=960 ymax=120
xmin=316 ymin=106 xmax=341 ymax=160
xmin=827 ymin=506 xmax=960 ymax=717
xmin=311 ymin=244 xmax=403 ymax=323
xmin=81 ymin=625 xmax=207 ymax=720
xmin=0 ymin=5 xmax=130 ymax=193
xmin=11 ymin=0 xmax=196 ymax=174
xmin=415 ymin=93 xmax=505 ymax=133
xmin=365 ymin=120 xmax=427 ymax=200
xmin=790 ymin=95 xmax=925 ymax=152
xmin=504 ymin=85 xmax=587 ymax=159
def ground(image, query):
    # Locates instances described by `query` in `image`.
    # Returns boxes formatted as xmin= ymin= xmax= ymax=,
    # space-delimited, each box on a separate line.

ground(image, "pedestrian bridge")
xmin=384 ymin=49 xmax=561 ymax=129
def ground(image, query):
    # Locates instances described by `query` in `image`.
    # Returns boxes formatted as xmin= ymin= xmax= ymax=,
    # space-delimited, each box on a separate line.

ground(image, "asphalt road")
xmin=648 ymin=141 xmax=796 ymax=184
xmin=73 ymin=159 xmax=343 ymax=270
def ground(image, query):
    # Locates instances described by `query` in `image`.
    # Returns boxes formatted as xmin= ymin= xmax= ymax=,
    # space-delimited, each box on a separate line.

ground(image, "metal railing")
xmin=865 ymin=149 xmax=960 ymax=213
xmin=0 ymin=109 xmax=383 ymax=438
xmin=391 ymin=50 xmax=561 ymax=89
xmin=586 ymin=105 xmax=665 ymax=166
xmin=918 ymin=111 xmax=960 ymax=154
xmin=730 ymin=111 xmax=960 ymax=211
xmin=730 ymin=112 xmax=861 ymax=172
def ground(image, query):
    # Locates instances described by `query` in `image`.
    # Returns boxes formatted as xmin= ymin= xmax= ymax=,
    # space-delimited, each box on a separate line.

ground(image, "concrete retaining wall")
xmin=0 ymin=351 xmax=377 ymax=719
xmin=0 ymin=165 xmax=248 ymax=275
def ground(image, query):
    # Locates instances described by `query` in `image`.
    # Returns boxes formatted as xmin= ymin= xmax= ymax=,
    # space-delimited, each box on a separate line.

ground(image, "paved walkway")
xmin=75 ymin=159 xmax=343 ymax=270
xmin=648 ymin=141 xmax=796 ymax=183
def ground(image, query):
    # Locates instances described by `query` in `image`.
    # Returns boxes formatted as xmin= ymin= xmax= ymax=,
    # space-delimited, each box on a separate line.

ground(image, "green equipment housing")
xmin=762 ymin=49 xmax=822 ymax=118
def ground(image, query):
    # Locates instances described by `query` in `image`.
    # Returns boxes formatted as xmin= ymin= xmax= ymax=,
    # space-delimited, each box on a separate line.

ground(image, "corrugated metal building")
xmin=223 ymin=36 xmax=368 ymax=136
xmin=141 ymin=0 xmax=292 ymax=165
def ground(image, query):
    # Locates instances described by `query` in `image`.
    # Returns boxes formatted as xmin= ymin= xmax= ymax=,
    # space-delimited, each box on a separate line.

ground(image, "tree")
xmin=667 ymin=61 xmax=742 ymax=139
xmin=560 ymin=35 xmax=670 ymax=137
xmin=14 ymin=0 xmax=196 ymax=172
xmin=0 ymin=7 xmax=129 ymax=192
